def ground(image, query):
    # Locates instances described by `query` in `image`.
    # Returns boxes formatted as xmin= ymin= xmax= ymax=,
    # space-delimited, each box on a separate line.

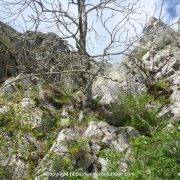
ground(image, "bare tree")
xmin=0 ymin=0 xmax=144 ymax=105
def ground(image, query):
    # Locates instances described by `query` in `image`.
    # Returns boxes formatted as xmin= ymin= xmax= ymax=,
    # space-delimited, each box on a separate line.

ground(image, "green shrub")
xmin=0 ymin=165 xmax=12 ymax=179
xmin=129 ymin=125 xmax=180 ymax=178
xmin=0 ymin=35 xmax=12 ymax=49
xmin=67 ymin=138 xmax=90 ymax=159
xmin=50 ymin=138 xmax=90 ymax=174
xmin=0 ymin=103 xmax=30 ymax=135
xmin=110 ymin=93 xmax=167 ymax=135
xmin=147 ymin=79 xmax=172 ymax=103
xmin=51 ymin=153 xmax=74 ymax=173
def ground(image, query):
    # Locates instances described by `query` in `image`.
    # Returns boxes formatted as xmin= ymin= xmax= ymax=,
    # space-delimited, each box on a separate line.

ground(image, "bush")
xmin=96 ymin=125 xmax=180 ymax=180
xmin=110 ymin=93 xmax=167 ymax=135
xmin=0 ymin=35 xmax=12 ymax=49
xmin=129 ymin=125 xmax=180 ymax=178
xmin=147 ymin=79 xmax=172 ymax=102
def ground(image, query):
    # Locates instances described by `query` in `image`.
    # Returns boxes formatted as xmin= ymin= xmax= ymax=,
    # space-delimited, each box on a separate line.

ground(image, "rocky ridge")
xmin=93 ymin=17 xmax=180 ymax=119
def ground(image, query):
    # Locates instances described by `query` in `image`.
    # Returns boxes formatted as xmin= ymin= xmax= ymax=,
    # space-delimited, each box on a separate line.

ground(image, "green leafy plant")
xmin=147 ymin=79 xmax=172 ymax=103
xmin=99 ymin=149 xmax=123 ymax=172
xmin=129 ymin=125 xmax=180 ymax=178
xmin=110 ymin=93 xmax=166 ymax=135
xmin=0 ymin=35 xmax=12 ymax=49
xmin=51 ymin=153 xmax=74 ymax=173
xmin=68 ymin=138 xmax=90 ymax=159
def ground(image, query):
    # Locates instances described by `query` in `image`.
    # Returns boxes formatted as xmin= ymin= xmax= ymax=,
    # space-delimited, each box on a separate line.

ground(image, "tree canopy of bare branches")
xmin=0 ymin=0 xmax=145 ymax=58
xmin=0 ymin=0 xmax=147 ymax=105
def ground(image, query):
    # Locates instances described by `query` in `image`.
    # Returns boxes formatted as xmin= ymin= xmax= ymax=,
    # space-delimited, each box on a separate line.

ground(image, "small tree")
xmin=0 ymin=0 xmax=144 ymax=105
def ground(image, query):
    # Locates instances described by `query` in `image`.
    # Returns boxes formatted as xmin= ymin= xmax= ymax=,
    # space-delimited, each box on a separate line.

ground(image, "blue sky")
xmin=0 ymin=0 xmax=179 ymax=63
xmin=165 ymin=0 xmax=180 ymax=18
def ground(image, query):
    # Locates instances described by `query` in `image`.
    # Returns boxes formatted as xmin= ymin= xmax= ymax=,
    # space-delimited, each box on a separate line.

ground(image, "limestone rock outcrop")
xmin=35 ymin=121 xmax=138 ymax=178
xmin=0 ymin=77 xmax=139 ymax=179
xmin=93 ymin=18 xmax=180 ymax=119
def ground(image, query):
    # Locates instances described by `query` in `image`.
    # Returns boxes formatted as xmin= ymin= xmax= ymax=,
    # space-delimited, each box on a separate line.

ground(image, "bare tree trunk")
xmin=77 ymin=0 xmax=92 ymax=106
xmin=77 ymin=0 xmax=87 ymax=52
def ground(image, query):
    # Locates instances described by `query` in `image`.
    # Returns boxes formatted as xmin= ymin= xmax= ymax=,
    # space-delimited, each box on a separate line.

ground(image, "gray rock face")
xmin=92 ymin=63 xmax=144 ymax=104
xmin=0 ymin=131 xmax=42 ymax=179
xmin=124 ymin=18 xmax=180 ymax=119
xmin=98 ymin=157 xmax=108 ymax=172
xmin=0 ymin=76 xmax=43 ymax=129
xmin=92 ymin=64 xmax=124 ymax=104
xmin=35 ymin=121 xmax=138 ymax=178
xmin=0 ymin=74 xmax=40 ymax=94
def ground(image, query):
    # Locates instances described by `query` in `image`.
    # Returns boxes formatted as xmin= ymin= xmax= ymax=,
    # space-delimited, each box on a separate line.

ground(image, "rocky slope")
xmin=0 ymin=18 xmax=179 ymax=179
xmin=0 ymin=75 xmax=141 ymax=179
